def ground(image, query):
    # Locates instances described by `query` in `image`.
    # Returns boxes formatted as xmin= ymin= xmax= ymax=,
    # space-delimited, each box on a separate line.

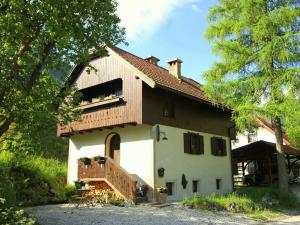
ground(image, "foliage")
xmin=182 ymin=187 xmax=299 ymax=220
xmin=284 ymin=98 xmax=300 ymax=148
xmin=0 ymin=198 xmax=37 ymax=225
xmin=156 ymin=186 xmax=168 ymax=193
xmin=93 ymin=189 xmax=125 ymax=207
xmin=0 ymin=123 xmax=68 ymax=161
xmin=203 ymin=0 xmax=300 ymax=146
xmin=0 ymin=0 xmax=125 ymax=139
xmin=64 ymin=184 xmax=77 ymax=199
xmin=0 ymin=150 xmax=67 ymax=206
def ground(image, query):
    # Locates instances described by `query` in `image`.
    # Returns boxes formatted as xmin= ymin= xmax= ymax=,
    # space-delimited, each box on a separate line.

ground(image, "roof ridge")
xmin=111 ymin=45 xmax=170 ymax=73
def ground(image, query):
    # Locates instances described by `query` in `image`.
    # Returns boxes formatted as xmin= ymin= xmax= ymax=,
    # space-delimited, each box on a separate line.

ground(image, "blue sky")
xmin=117 ymin=0 xmax=219 ymax=83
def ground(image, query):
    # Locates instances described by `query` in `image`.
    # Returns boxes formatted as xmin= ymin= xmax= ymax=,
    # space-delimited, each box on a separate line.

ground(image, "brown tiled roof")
xmin=110 ymin=46 xmax=212 ymax=104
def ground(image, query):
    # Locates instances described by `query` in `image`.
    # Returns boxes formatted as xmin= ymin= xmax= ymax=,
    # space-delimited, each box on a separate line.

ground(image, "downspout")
xmin=229 ymin=137 xmax=234 ymax=192
xmin=152 ymin=125 xmax=157 ymax=202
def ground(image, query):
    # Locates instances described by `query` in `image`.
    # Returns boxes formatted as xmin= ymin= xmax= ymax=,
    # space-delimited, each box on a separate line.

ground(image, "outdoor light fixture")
xmin=155 ymin=125 xmax=168 ymax=142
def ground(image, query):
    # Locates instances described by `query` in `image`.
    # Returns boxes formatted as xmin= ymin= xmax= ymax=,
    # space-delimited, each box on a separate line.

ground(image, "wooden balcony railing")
xmin=78 ymin=157 xmax=137 ymax=204
xmin=58 ymin=104 xmax=138 ymax=136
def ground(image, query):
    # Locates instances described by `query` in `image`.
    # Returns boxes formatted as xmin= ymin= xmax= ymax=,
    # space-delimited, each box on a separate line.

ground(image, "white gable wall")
xmin=154 ymin=124 xmax=233 ymax=202
xmin=232 ymin=127 xmax=278 ymax=149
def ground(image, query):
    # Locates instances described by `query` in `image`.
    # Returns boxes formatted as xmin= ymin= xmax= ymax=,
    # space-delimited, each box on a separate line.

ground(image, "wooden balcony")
xmin=78 ymin=157 xmax=137 ymax=204
xmin=58 ymin=103 xmax=138 ymax=136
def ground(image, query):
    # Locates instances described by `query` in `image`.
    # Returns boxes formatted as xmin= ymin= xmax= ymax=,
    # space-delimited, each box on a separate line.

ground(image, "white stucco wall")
xmin=232 ymin=127 xmax=278 ymax=149
xmin=67 ymin=125 xmax=155 ymax=187
xmin=154 ymin=125 xmax=233 ymax=202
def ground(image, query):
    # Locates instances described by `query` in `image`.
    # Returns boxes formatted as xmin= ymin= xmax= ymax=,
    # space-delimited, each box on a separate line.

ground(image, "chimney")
xmin=167 ymin=58 xmax=182 ymax=79
xmin=144 ymin=56 xmax=160 ymax=65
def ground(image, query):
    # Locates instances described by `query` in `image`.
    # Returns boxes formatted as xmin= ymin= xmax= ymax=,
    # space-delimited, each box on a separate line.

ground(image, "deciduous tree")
xmin=0 ymin=0 xmax=125 ymax=139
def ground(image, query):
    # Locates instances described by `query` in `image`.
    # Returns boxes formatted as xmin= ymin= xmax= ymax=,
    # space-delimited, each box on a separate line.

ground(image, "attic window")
xmin=163 ymin=101 xmax=174 ymax=118
xmin=79 ymin=78 xmax=123 ymax=106
xmin=247 ymin=131 xmax=257 ymax=143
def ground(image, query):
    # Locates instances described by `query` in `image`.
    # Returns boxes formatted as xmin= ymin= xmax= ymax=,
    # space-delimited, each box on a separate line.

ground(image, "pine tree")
xmin=204 ymin=0 xmax=299 ymax=196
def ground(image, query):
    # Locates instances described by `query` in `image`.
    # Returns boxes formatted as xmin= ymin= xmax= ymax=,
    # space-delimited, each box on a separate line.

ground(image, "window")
xmin=247 ymin=131 xmax=258 ymax=143
xmin=163 ymin=101 xmax=174 ymax=118
xmin=184 ymin=133 xmax=204 ymax=155
xmin=216 ymin=179 xmax=221 ymax=190
xmin=166 ymin=182 xmax=175 ymax=196
xmin=80 ymin=78 xmax=123 ymax=103
xmin=211 ymin=137 xmax=227 ymax=156
xmin=192 ymin=180 xmax=199 ymax=193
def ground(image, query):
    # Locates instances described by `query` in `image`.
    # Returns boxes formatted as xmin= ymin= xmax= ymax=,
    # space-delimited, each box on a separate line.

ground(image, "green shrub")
xmin=64 ymin=184 xmax=76 ymax=199
xmin=182 ymin=187 xmax=300 ymax=220
xmin=0 ymin=150 xmax=67 ymax=206
xmin=94 ymin=189 xmax=126 ymax=206
xmin=0 ymin=198 xmax=36 ymax=225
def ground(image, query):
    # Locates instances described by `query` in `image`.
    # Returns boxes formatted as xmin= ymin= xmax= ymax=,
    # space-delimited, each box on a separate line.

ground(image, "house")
xmin=58 ymin=46 xmax=234 ymax=203
xmin=232 ymin=117 xmax=300 ymax=186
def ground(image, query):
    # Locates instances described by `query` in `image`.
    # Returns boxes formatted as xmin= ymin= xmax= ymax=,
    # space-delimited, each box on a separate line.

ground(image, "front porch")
xmin=77 ymin=156 xmax=138 ymax=204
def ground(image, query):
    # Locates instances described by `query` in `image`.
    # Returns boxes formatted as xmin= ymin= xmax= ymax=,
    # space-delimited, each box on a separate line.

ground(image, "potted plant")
xmin=80 ymin=100 xmax=89 ymax=106
xmin=74 ymin=180 xmax=85 ymax=189
xmin=92 ymin=97 xmax=100 ymax=103
xmin=156 ymin=186 xmax=168 ymax=204
xmin=93 ymin=156 xmax=106 ymax=165
xmin=80 ymin=157 xmax=91 ymax=166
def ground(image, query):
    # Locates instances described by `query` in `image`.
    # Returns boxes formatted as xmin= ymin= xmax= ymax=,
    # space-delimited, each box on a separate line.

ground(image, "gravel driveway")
xmin=26 ymin=204 xmax=260 ymax=225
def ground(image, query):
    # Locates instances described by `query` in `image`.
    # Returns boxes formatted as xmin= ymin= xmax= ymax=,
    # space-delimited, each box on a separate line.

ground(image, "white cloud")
xmin=116 ymin=0 xmax=201 ymax=42
xmin=191 ymin=3 xmax=202 ymax=13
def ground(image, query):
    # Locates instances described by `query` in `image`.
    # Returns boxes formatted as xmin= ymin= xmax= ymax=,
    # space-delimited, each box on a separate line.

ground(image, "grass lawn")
xmin=182 ymin=186 xmax=300 ymax=221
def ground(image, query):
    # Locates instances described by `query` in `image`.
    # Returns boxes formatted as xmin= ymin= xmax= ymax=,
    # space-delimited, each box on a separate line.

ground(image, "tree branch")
xmin=0 ymin=117 xmax=13 ymax=138
xmin=0 ymin=23 xmax=43 ymax=103
xmin=25 ymin=42 xmax=54 ymax=91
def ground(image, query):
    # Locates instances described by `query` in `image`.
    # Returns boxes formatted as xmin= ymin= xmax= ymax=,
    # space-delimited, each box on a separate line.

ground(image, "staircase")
xmin=78 ymin=157 xmax=137 ymax=204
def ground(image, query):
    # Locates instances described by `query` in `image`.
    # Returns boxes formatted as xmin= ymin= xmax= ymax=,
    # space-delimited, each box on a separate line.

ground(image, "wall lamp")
xmin=155 ymin=125 xmax=168 ymax=142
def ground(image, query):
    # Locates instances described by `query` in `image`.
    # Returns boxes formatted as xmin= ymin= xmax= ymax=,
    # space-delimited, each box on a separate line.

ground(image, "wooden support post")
xmin=267 ymin=153 xmax=272 ymax=185
xmin=242 ymin=161 xmax=245 ymax=177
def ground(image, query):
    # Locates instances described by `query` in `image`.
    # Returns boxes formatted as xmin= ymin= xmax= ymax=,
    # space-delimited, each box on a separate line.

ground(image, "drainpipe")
xmin=152 ymin=125 xmax=157 ymax=202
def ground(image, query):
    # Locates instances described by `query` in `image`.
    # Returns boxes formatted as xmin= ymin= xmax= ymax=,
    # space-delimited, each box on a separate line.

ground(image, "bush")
xmin=0 ymin=150 xmax=67 ymax=206
xmin=64 ymin=184 xmax=76 ymax=199
xmin=94 ymin=189 xmax=125 ymax=206
xmin=182 ymin=187 xmax=300 ymax=220
xmin=0 ymin=198 xmax=37 ymax=225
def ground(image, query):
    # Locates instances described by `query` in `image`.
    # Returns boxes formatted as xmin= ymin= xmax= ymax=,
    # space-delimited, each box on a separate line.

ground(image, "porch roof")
xmin=232 ymin=140 xmax=300 ymax=161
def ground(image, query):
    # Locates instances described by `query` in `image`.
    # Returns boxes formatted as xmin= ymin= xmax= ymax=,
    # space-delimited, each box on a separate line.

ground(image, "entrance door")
xmin=109 ymin=134 xmax=120 ymax=165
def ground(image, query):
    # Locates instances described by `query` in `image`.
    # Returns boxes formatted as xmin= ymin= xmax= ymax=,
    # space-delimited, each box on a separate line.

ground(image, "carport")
xmin=232 ymin=140 xmax=300 ymax=186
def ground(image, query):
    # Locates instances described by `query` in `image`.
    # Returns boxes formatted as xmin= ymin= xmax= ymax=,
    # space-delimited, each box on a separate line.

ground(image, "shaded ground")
xmin=26 ymin=204 xmax=259 ymax=225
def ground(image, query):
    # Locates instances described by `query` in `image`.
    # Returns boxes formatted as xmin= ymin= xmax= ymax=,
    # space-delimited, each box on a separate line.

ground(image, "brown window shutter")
xmin=222 ymin=139 xmax=227 ymax=156
xmin=190 ymin=134 xmax=198 ymax=154
xmin=184 ymin=133 xmax=191 ymax=154
xmin=195 ymin=134 xmax=201 ymax=154
xmin=199 ymin=135 xmax=204 ymax=154
xmin=211 ymin=137 xmax=217 ymax=155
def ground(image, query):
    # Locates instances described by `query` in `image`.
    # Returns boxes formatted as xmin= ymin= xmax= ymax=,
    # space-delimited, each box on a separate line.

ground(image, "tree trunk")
xmin=272 ymin=116 xmax=289 ymax=196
